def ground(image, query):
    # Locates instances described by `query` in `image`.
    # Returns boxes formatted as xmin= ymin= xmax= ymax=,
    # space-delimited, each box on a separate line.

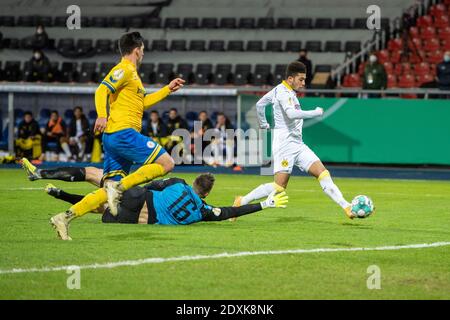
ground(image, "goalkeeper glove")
xmin=260 ymin=191 xmax=288 ymax=209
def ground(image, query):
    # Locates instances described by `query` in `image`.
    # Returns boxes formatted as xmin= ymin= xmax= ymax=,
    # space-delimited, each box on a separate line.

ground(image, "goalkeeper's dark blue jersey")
xmin=147 ymin=178 xmax=213 ymax=225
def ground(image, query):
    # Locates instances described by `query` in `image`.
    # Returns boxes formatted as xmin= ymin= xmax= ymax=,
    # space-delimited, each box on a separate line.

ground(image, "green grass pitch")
xmin=0 ymin=168 xmax=449 ymax=299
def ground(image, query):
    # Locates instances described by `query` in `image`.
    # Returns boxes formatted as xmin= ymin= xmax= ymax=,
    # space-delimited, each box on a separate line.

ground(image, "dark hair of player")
xmin=119 ymin=31 xmax=144 ymax=56
xmin=193 ymin=173 xmax=215 ymax=198
xmin=285 ymin=61 xmax=306 ymax=79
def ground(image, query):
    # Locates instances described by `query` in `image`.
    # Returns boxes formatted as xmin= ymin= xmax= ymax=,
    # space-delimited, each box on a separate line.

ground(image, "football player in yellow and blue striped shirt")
xmin=50 ymin=32 xmax=185 ymax=240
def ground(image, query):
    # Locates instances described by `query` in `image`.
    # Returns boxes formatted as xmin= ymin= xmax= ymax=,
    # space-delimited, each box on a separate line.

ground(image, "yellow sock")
xmin=119 ymin=163 xmax=165 ymax=191
xmin=70 ymin=188 xmax=107 ymax=217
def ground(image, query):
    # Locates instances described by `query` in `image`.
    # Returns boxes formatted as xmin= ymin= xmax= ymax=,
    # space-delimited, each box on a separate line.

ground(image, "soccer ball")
xmin=350 ymin=195 xmax=375 ymax=218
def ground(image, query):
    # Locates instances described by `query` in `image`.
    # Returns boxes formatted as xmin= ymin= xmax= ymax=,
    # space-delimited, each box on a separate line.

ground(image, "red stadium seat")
xmin=434 ymin=15 xmax=449 ymax=29
xmin=442 ymin=39 xmax=450 ymax=50
xmin=387 ymin=74 xmax=397 ymax=88
xmin=376 ymin=49 xmax=390 ymax=64
xmin=409 ymin=50 xmax=426 ymax=64
xmin=409 ymin=37 xmax=422 ymax=50
xmin=388 ymin=38 xmax=403 ymax=51
xmin=398 ymin=74 xmax=416 ymax=88
xmin=416 ymin=73 xmax=435 ymax=86
xmin=383 ymin=62 xmax=394 ymax=74
xmin=421 ymin=26 xmax=437 ymax=40
xmin=395 ymin=62 xmax=412 ymax=76
xmin=417 ymin=15 xmax=433 ymax=28
xmin=429 ymin=4 xmax=447 ymax=18
xmin=343 ymin=73 xmax=361 ymax=87
xmin=390 ymin=50 xmax=403 ymax=64
xmin=357 ymin=62 xmax=366 ymax=75
xmin=426 ymin=50 xmax=444 ymax=64
xmin=409 ymin=26 xmax=420 ymax=38
xmin=437 ymin=26 xmax=450 ymax=40
xmin=414 ymin=62 xmax=430 ymax=75
xmin=423 ymin=38 xmax=441 ymax=51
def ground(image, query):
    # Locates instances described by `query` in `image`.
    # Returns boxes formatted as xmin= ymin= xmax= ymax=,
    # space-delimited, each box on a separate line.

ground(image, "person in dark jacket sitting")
xmin=15 ymin=111 xmax=42 ymax=160
xmin=67 ymin=106 xmax=90 ymax=161
xmin=146 ymin=110 xmax=169 ymax=148
xmin=25 ymin=49 xmax=51 ymax=82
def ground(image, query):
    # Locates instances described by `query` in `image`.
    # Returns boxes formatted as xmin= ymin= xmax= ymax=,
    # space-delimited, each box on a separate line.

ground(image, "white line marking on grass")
xmin=0 ymin=242 xmax=449 ymax=275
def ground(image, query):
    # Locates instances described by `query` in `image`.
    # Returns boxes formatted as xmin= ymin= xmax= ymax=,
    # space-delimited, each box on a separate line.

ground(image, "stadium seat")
xmin=434 ymin=15 xmax=449 ymax=29
xmin=277 ymin=17 xmax=293 ymax=29
xmin=176 ymin=64 xmax=194 ymax=84
xmin=285 ymin=41 xmax=302 ymax=52
xmin=416 ymin=73 xmax=434 ymax=86
xmin=382 ymin=62 xmax=394 ymax=74
xmin=315 ymin=65 xmax=332 ymax=72
xmin=344 ymin=41 xmax=361 ymax=53
xmin=429 ymin=4 xmax=447 ymax=18
xmin=91 ymin=17 xmax=107 ymax=28
xmin=37 ymin=16 xmax=53 ymax=27
xmin=442 ymin=39 xmax=450 ymax=51
xmin=409 ymin=37 xmax=422 ymax=50
xmin=353 ymin=18 xmax=367 ymax=29
xmin=17 ymin=16 xmax=36 ymax=27
xmin=342 ymin=73 xmax=361 ymax=87
xmin=257 ymin=18 xmax=274 ymax=29
xmin=109 ymin=17 xmax=124 ymax=28
xmin=266 ymin=41 xmax=283 ymax=52
xmin=234 ymin=64 xmax=252 ymax=85
xmin=253 ymin=64 xmax=271 ymax=86
xmin=57 ymin=38 xmax=75 ymax=56
xmin=214 ymin=64 xmax=232 ymax=85
xmin=129 ymin=17 xmax=144 ymax=29
xmin=394 ymin=63 xmax=411 ymax=76
xmin=138 ymin=63 xmax=155 ymax=84
xmin=295 ymin=18 xmax=312 ymax=29
xmin=0 ymin=16 xmax=15 ymax=26
xmin=183 ymin=17 xmax=199 ymax=29
xmin=14 ymin=108 xmax=25 ymax=126
xmin=219 ymin=18 xmax=236 ymax=28
xmin=324 ymin=41 xmax=341 ymax=52
xmin=334 ymin=18 xmax=352 ymax=29
xmin=165 ymin=17 xmax=181 ymax=29
xmin=398 ymin=74 xmax=416 ymax=88
xmin=387 ymin=74 xmax=397 ymax=88
xmin=388 ymin=38 xmax=403 ymax=51
xmin=423 ymin=38 xmax=440 ymax=51
xmin=95 ymin=39 xmax=112 ymax=54
xmin=409 ymin=26 xmax=420 ymax=38
xmin=426 ymin=50 xmax=444 ymax=64
xmin=272 ymin=64 xmax=287 ymax=85
xmin=246 ymin=40 xmax=263 ymax=52
xmin=201 ymin=18 xmax=218 ymax=28
xmin=389 ymin=50 xmax=403 ymax=64
xmin=357 ymin=62 xmax=366 ymax=76
xmin=146 ymin=17 xmax=162 ymax=28
xmin=79 ymin=62 xmax=96 ymax=83
xmin=438 ymin=26 xmax=450 ymax=40
xmin=416 ymin=15 xmax=433 ymax=28
xmin=152 ymin=40 xmax=168 ymax=51
xmin=185 ymin=111 xmax=198 ymax=131
xmin=88 ymin=110 xmax=97 ymax=125
xmin=59 ymin=62 xmax=77 ymax=82
xmin=170 ymin=40 xmax=187 ymax=51
xmin=64 ymin=109 xmax=74 ymax=124
xmin=208 ymin=40 xmax=225 ymax=51
xmin=98 ymin=63 xmax=115 ymax=80
xmin=305 ymin=41 xmax=322 ymax=52
xmin=189 ymin=40 xmax=206 ymax=51
xmin=3 ymin=61 xmax=22 ymax=81
xmin=155 ymin=63 xmax=174 ymax=84
xmin=239 ymin=18 xmax=255 ymax=29
xmin=76 ymin=39 xmax=94 ymax=56
xmin=421 ymin=26 xmax=437 ymax=40
xmin=315 ymin=18 xmax=332 ymax=29
xmin=194 ymin=64 xmax=213 ymax=85
xmin=227 ymin=40 xmax=244 ymax=51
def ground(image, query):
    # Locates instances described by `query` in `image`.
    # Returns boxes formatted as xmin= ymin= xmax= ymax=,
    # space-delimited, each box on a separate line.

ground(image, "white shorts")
xmin=273 ymin=142 xmax=320 ymax=174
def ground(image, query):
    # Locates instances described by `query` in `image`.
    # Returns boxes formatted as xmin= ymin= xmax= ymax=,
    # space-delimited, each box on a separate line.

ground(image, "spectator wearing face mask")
xmin=363 ymin=53 xmax=387 ymax=95
xmin=25 ymin=49 xmax=51 ymax=82
xmin=22 ymin=25 xmax=49 ymax=50
xmin=437 ymin=51 xmax=450 ymax=91
xmin=297 ymin=49 xmax=313 ymax=87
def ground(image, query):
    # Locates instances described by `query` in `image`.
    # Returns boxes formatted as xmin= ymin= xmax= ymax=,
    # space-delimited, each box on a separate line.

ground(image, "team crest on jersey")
xmin=147 ymin=141 xmax=155 ymax=149
xmin=212 ymin=208 xmax=221 ymax=216
xmin=281 ymin=159 xmax=289 ymax=168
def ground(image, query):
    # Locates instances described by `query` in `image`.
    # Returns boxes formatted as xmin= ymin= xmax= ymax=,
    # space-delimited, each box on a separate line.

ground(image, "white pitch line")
xmin=0 ymin=242 xmax=449 ymax=275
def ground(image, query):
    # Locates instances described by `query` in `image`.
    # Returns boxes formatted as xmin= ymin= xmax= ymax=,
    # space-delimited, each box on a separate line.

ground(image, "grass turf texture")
xmin=0 ymin=169 xmax=449 ymax=299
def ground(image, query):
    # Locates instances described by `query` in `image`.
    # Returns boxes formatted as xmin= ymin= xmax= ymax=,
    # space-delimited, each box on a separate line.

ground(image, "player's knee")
xmin=160 ymin=156 xmax=175 ymax=173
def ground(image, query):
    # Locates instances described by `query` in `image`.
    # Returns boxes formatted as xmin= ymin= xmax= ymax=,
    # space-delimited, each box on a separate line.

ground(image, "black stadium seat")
xmin=155 ymin=63 xmax=174 ymax=84
xmin=305 ymin=41 xmax=322 ymax=52
xmin=257 ymin=17 xmax=274 ymax=29
xmin=214 ymin=64 xmax=232 ymax=85
xmin=353 ymin=18 xmax=367 ymax=29
xmin=170 ymin=40 xmax=187 ymax=51
xmin=277 ymin=17 xmax=293 ymax=29
xmin=109 ymin=17 xmax=124 ymax=28
xmin=53 ymin=16 xmax=66 ymax=27
xmin=194 ymin=64 xmax=213 ymax=84
xmin=208 ymin=40 xmax=225 ymax=51
xmin=176 ymin=64 xmax=194 ymax=83
xmin=129 ymin=17 xmax=144 ymax=28
xmin=183 ymin=17 xmax=199 ymax=29
xmin=239 ymin=17 xmax=255 ymax=29
xmin=285 ymin=41 xmax=302 ymax=52
xmin=189 ymin=40 xmax=206 ymax=51
xmin=234 ymin=64 xmax=252 ymax=85
xmin=4 ymin=61 xmax=22 ymax=81
xmin=77 ymin=39 xmax=94 ymax=56
xmin=266 ymin=41 xmax=283 ymax=52
xmin=57 ymin=38 xmax=75 ymax=55
xmin=17 ymin=16 xmax=36 ymax=27
xmin=201 ymin=17 xmax=218 ymax=28
xmin=296 ymin=18 xmax=312 ymax=29
xmin=315 ymin=18 xmax=332 ymax=29
xmin=334 ymin=18 xmax=352 ymax=29
xmin=138 ymin=63 xmax=154 ymax=84
xmin=165 ymin=17 xmax=180 ymax=28
xmin=324 ymin=41 xmax=341 ymax=52
xmin=96 ymin=39 xmax=112 ymax=54
xmin=227 ymin=40 xmax=244 ymax=51
xmin=152 ymin=39 xmax=168 ymax=51
xmin=98 ymin=62 xmax=115 ymax=80
xmin=315 ymin=65 xmax=332 ymax=72
xmin=344 ymin=41 xmax=361 ymax=53
xmin=37 ymin=16 xmax=53 ymax=27
xmin=146 ymin=17 xmax=161 ymax=28
xmin=0 ymin=16 xmax=15 ymax=27
xmin=79 ymin=62 xmax=96 ymax=83
xmin=220 ymin=17 xmax=236 ymax=28
xmin=272 ymin=64 xmax=287 ymax=85
xmin=59 ymin=62 xmax=77 ymax=82
xmin=253 ymin=64 xmax=272 ymax=86
xmin=246 ymin=40 xmax=263 ymax=52
xmin=91 ymin=17 xmax=107 ymax=27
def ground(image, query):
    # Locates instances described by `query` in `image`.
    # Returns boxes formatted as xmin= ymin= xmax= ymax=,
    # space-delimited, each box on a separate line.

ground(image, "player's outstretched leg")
xmin=240 ymin=182 xmax=285 ymax=206
xmin=106 ymin=153 xmax=174 ymax=216
xmin=313 ymin=166 xmax=354 ymax=219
